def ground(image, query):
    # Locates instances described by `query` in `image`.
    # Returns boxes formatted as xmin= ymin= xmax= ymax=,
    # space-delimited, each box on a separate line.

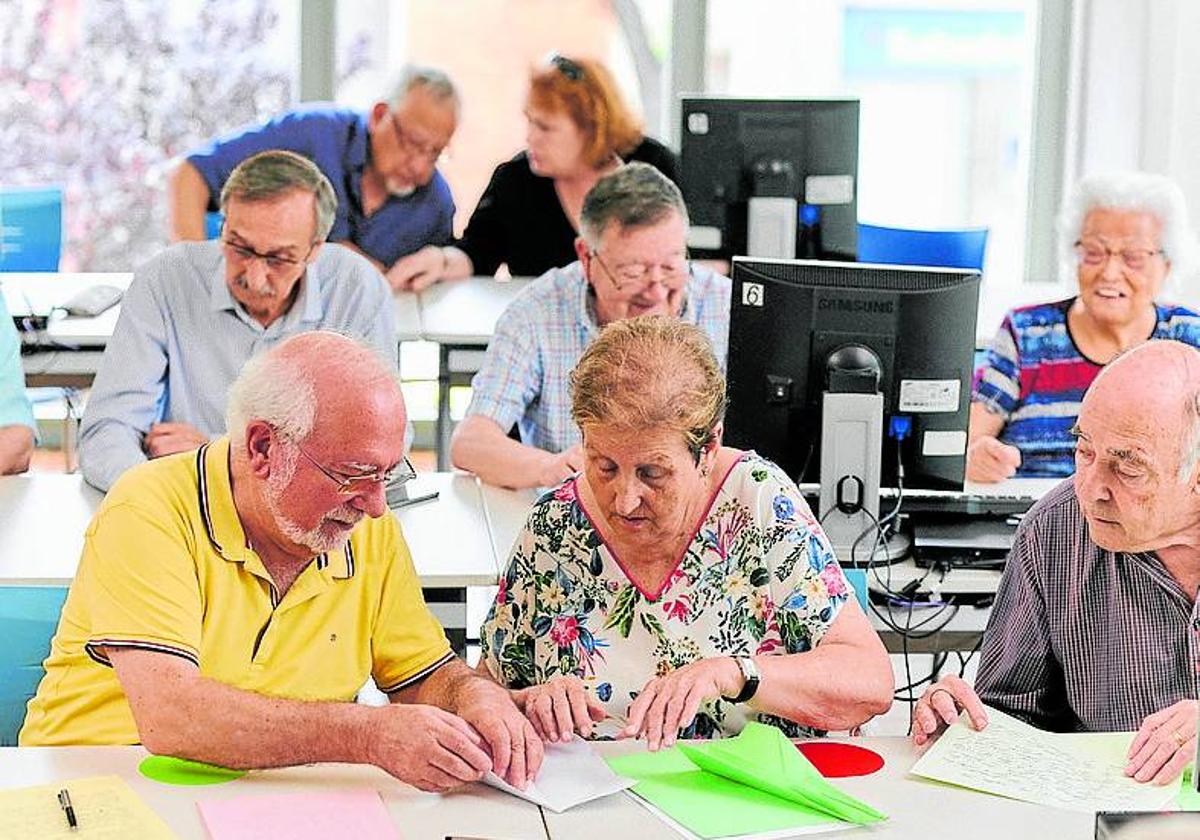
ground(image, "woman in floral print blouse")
xmin=479 ymin=315 xmax=892 ymax=751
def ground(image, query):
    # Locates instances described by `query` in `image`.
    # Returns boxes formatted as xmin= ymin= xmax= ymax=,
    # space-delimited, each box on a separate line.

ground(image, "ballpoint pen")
xmin=57 ymin=788 xmax=78 ymax=830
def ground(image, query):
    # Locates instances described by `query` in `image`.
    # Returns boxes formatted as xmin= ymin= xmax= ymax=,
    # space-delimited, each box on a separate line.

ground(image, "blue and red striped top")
xmin=972 ymin=297 xmax=1200 ymax=477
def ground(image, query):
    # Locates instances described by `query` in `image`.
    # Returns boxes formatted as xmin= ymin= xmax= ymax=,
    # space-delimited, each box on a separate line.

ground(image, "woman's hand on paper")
xmin=514 ymin=676 xmax=607 ymax=743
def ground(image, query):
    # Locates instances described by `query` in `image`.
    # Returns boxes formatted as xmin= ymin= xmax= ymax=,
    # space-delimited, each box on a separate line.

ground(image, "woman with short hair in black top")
xmin=388 ymin=54 xmax=679 ymax=290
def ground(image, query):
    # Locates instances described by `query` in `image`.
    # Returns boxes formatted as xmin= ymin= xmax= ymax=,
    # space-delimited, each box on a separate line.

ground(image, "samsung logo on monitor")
xmin=817 ymin=298 xmax=895 ymax=314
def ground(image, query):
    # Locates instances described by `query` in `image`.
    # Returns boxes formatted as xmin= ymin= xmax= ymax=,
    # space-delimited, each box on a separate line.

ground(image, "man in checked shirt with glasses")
xmin=912 ymin=339 xmax=1200 ymax=786
xmin=450 ymin=162 xmax=730 ymax=489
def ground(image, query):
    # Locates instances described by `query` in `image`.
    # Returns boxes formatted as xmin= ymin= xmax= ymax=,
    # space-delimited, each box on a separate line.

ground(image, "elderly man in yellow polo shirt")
xmin=20 ymin=331 xmax=543 ymax=792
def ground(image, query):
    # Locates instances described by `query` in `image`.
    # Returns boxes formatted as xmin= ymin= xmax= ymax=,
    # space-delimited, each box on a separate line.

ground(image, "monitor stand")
xmin=818 ymin=391 xmax=909 ymax=565
xmin=747 ymin=196 xmax=798 ymax=258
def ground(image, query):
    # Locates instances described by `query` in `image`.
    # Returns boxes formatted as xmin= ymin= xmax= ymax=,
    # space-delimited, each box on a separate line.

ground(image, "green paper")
xmin=605 ymin=723 xmax=885 ymax=839
xmin=138 ymin=755 xmax=245 ymax=786
xmin=679 ymin=723 xmax=886 ymax=825
xmin=1179 ymin=767 xmax=1200 ymax=810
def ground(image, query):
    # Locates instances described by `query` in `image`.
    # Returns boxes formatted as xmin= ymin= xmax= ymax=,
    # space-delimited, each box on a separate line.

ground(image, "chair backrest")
xmin=0 ymin=187 xmax=64 ymax=272
xmin=205 ymin=211 xmax=224 ymax=240
xmin=0 ymin=586 xmax=68 ymax=745
xmin=856 ymin=223 xmax=989 ymax=271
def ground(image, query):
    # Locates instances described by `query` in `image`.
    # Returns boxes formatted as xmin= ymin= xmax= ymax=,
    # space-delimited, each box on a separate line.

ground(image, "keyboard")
xmin=885 ymin=478 xmax=1064 ymax=517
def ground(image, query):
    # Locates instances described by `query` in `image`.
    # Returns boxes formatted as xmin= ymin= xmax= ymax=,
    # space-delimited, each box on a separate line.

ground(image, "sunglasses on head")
xmin=548 ymin=52 xmax=584 ymax=82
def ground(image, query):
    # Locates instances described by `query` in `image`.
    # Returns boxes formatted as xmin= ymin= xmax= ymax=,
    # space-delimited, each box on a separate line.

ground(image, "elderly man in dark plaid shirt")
xmin=912 ymin=339 xmax=1200 ymax=786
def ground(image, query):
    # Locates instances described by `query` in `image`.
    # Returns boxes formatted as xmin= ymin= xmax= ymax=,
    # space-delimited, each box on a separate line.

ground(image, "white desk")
xmin=3 ymin=272 xmax=133 ymax=349
xmin=0 ymin=739 xmax=1092 ymax=839
xmin=0 ymin=746 xmax=548 ymax=839
xmin=0 ymin=472 xmax=501 ymax=650
xmin=391 ymin=289 xmax=422 ymax=343
xmin=418 ymin=276 xmax=533 ymax=469
xmin=480 ymin=482 xmax=538 ymax=565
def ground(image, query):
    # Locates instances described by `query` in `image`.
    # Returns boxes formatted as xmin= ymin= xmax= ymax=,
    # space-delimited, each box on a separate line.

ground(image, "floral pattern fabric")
xmin=480 ymin=452 xmax=853 ymax=740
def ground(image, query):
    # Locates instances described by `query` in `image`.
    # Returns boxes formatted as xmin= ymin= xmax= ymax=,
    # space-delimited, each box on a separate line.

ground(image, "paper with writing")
xmin=910 ymin=706 xmax=1178 ymax=813
xmin=0 ymin=774 xmax=177 ymax=839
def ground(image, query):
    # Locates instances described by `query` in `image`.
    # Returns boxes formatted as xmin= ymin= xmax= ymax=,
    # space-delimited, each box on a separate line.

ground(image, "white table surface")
xmin=0 ymin=746 xmax=548 ymax=840
xmin=418 ymin=275 xmax=533 ymax=344
xmin=0 ymin=472 xmax=501 ymax=590
xmin=480 ymin=482 xmax=539 ymax=567
xmin=391 ymin=289 xmax=422 ymax=343
xmin=3 ymin=272 xmax=133 ymax=348
xmin=0 ymin=738 xmax=1095 ymax=840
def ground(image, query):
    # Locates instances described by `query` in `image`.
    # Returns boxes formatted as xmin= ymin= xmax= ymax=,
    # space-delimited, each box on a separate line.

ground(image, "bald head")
xmin=226 ymin=331 xmax=404 ymax=446
xmin=1086 ymin=340 xmax=1200 ymax=456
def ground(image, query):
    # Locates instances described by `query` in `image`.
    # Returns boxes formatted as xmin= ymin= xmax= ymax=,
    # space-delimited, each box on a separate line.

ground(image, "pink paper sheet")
xmin=197 ymin=788 xmax=400 ymax=840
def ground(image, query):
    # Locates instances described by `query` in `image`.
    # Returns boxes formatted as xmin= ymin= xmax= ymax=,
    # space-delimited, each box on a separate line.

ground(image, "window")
xmin=1 ymin=0 xmax=298 ymax=271
xmin=705 ymin=0 xmax=1039 ymax=293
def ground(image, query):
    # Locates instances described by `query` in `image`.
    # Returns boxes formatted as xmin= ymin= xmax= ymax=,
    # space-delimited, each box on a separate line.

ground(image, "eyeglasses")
xmin=1073 ymin=240 xmax=1165 ymax=272
xmin=589 ymin=250 xmax=692 ymax=292
xmin=296 ymin=445 xmax=417 ymax=496
xmin=389 ymin=112 xmax=447 ymax=163
xmin=221 ymin=231 xmax=316 ymax=274
xmin=547 ymin=52 xmax=584 ymax=81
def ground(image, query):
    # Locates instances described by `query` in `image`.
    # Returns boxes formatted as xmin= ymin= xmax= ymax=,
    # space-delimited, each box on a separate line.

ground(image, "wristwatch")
xmin=724 ymin=656 xmax=760 ymax=703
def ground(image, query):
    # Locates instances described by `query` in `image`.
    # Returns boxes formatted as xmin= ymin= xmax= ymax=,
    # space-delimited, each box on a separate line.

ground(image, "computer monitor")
xmin=680 ymin=98 xmax=859 ymax=261
xmin=724 ymin=258 xmax=980 ymax=556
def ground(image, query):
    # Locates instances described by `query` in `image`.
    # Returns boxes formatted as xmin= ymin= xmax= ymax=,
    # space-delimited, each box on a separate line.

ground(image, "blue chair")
xmin=0 ymin=187 xmax=64 ymax=271
xmin=0 ymin=587 xmax=68 ymax=744
xmin=205 ymin=211 xmax=224 ymax=240
xmin=857 ymin=223 xmax=989 ymax=271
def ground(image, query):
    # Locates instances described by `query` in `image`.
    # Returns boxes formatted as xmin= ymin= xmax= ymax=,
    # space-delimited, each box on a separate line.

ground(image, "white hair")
xmin=1057 ymin=171 xmax=1199 ymax=293
xmin=224 ymin=350 xmax=317 ymax=446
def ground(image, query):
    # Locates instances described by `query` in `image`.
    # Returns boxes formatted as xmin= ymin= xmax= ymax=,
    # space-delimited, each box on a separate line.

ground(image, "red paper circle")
xmin=795 ymin=741 xmax=885 ymax=777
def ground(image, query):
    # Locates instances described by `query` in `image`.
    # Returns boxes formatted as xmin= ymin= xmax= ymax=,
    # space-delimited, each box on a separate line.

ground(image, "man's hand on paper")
xmin=911 ymin=675 xmax=990 ymax=747
xmin=368 ymin=703 xmax=494 ymax=792
xmin=454 ymin=677 xmax=545 ymax=790
xmin=622 ymin=657 xmax=743 ymax=751
xmin=1125 ymin=699 xmax=1198 ymax=785
xmin=514 ymin=675 xmax=607 ymax=743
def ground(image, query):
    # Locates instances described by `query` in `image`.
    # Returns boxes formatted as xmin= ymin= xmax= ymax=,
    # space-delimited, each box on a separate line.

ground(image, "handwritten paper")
xmin=911 ymin=707 xmax=1179 ymax=813
xmin=483 ymin=737 xmax=635 ymax=813
xmin=197 ymin=788 xmax=398 ymax=840
xmin=0 ymin=775 xmax=177 ymax=839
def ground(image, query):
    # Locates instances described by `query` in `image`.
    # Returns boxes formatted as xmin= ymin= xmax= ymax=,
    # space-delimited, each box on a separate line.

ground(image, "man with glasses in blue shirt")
xmin=450 ymin=163 xmax=730 ymax=489
xmin=80 ymin=149 xmax=396 ymax=492
xmin=168 ymin=65 xmax=458 ymax=288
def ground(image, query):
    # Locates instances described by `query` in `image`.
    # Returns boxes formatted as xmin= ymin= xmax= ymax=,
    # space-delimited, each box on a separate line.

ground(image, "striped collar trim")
xmin=316 ymin=539 xmax=356 ymax=580
xmin=196 ymin=438 xmax=249 ymax=561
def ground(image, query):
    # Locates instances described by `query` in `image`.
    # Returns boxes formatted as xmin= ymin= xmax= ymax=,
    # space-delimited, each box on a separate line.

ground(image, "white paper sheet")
xmin=483 ymin=738 xmax=635 ymax=813
xmin=910 ymin=706 xmax=1179 ymax=813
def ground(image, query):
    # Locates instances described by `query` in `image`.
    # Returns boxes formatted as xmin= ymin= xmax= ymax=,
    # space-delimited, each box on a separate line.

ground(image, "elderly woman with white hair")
xmin=968 ymin=171 xmax=1200 ymax=481
xmin=480 ymin=316 xmax=892 ymax=750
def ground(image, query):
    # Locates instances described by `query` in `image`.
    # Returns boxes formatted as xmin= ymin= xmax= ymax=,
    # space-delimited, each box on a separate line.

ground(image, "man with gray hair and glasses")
xmin=26 ymin=332 xmax=544 ymax=793
xmin=169 ymin=65 xmax=460 ymax=285
xmin=913 ymin=339 xmax=1200 ymax=787
xmin=81 ymin=149 xmax=395 ymax=491
xmin=451 ymin=162 xmax=730 ymax=489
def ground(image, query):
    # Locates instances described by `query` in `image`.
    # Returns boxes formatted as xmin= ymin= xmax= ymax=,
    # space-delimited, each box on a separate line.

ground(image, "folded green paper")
xmin=606 ymin=722 xmax=885 ymax=839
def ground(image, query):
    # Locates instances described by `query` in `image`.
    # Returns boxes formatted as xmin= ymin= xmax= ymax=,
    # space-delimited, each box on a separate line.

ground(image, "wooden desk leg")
xmin=436 ymin=343 xmax=452 ymax=471
xmin=423 ymin=586 xmax=468 ymax=657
